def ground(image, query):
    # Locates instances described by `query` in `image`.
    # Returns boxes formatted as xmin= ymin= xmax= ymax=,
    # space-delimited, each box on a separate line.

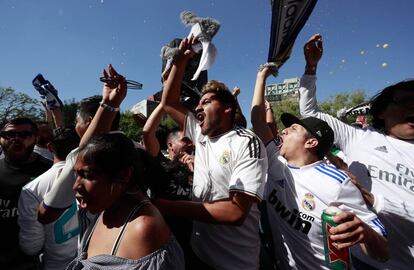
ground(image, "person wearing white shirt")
xmin=18 ymin=127 xmax=80 ymax=270
xmin=155 ymin=37 xmax=267 ymax=270
xmin=252 ymin=66 xmax=389 ymax=269
xmin=299 ymin=33 xmax=414 ymax=269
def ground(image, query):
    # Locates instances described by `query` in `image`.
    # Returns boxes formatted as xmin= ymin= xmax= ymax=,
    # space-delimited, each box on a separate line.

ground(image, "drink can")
xmin=321 ymin=206 xmax=351 ymax=270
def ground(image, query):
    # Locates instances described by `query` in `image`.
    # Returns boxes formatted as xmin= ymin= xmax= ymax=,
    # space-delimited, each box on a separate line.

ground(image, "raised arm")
xmin=299 ymin=34 xmax=362 ymax=150
xmin=300 ymin=33 xmax=323 ymax=117
xmin=251 ymin=67 xmax=274 ymax=144
xmin=38 ymin=64 xmax=127 ymax=224
xmin=265 ymin=100 xmax=278 ymax=139
xmin=142 ymin=103 xmax=163 ymax=157
xmin=79 ymin=64 xmax=127 ymax=146
xmin=161 ymin=37 xmax=197 ymax=129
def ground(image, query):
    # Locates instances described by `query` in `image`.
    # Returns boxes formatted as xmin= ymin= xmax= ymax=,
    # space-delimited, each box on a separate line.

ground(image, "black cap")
xmin=281 ymin=113 xmax=334 ymax=158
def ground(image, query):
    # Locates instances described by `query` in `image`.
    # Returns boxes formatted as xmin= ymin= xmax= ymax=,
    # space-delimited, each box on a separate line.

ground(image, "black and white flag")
xmin=267 ymin=0 xmax=318 ymax=69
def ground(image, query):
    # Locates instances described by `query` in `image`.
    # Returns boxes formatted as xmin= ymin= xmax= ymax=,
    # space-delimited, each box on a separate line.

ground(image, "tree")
xmin=119 ymin=111 xmax=143 ymax=141
xmin=271 ymin=99 xmax=300 ymax=131
xmin=0 ymin=87 xmax=44 ymax=124
xmin=269 ymin=89 xmax=369 ymax=132
xmin=61 ymin=98 xmax=79 ymax=127
xmin=319 ymin=90 xmax=367 ymax=116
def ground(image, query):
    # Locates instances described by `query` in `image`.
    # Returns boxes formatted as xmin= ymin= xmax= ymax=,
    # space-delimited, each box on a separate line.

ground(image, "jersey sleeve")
xmin=43 ymin=149 xmax=77 ymax=208
xmin=331 ymin=179 xmax=387 ymax=237
xmin=229 ymin=133 xmax=268 ymax=201
xmin=373 ymin=193 xmax=414 ymax=226
xmin=17 ymin=187 xmax=45 ymax=255
xmin=299 ymin=75 xmax=364 ymax=152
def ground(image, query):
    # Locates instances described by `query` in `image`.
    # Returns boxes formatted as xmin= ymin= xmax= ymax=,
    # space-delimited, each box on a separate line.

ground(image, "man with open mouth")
xmin=155 ymin=36 xmax=268 ymax=270
xmin=299 ymin=33 xmax=414 ymax=269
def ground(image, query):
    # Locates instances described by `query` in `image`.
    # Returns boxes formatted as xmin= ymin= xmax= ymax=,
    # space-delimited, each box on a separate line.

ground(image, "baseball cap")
xmin=281 ymin=113 xmax=334 ymax=158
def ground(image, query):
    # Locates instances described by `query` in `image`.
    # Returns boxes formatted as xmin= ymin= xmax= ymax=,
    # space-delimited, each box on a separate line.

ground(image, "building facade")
xmin=265 ymin=77 xmax=300 ymax=105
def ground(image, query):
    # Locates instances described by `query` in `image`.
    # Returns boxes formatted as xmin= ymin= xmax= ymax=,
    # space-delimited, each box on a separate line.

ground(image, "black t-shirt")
xmin=0 ymin=153 xmax=52 ymax=269
xmin=152 ymin=152 xmax=192 ymax=201
xmin=151 ymin=152 xmax=193 ymax=262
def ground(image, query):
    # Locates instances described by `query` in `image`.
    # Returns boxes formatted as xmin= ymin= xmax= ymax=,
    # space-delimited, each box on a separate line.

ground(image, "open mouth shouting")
xmin=196 ymin=112 xmax=205 ymax=128
xmin=75 ymin=193 xmax=89 ymax=209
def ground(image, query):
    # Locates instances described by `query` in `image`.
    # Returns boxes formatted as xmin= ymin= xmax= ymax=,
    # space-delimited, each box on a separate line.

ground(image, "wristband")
xmin=99 ymin=101 xmax=120 ymax=112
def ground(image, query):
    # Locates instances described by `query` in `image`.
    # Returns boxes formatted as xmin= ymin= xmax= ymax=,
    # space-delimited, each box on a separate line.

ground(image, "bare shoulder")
xmin=128 ymin=203 xmax=171 ymax=250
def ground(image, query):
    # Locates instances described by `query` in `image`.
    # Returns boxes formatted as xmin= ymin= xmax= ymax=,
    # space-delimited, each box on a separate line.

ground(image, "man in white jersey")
xmin=18 ymin=127 xmax=80 ymax=270
xmin=251 ymin=66 xmax=388 ymax=269
xmin=154 ymin=37 xmax=267 ymax=270
xmin=299 ymin=33 xmax=414 ymax=269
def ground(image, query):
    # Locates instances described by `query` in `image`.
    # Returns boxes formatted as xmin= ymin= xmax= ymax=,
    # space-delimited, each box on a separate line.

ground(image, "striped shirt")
xmin=263 ymin=139 xmax=386 ymax=270
xmin=184 ymin=112 xmax=268 ymax=270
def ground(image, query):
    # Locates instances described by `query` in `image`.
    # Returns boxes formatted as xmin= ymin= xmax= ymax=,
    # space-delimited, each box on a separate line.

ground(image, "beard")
xmin=201 ymin=115 xmax=222 ymax=137
xmin=3 ymin=142 xmax=35 ymax=164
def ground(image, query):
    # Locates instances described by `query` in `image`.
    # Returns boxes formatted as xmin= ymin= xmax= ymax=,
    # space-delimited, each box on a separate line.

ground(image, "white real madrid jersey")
xmin=264 ymin=140 xmax=386 ymax=270
xmin=185 ymin=112 xmax=268 ymax=270
xmin=300 ymin=74 xmax=414 ymax=269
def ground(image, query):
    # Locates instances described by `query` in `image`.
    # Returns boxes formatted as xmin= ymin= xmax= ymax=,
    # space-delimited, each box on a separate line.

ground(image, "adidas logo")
xmin=374 ymin=146 xmax=388 ymax=153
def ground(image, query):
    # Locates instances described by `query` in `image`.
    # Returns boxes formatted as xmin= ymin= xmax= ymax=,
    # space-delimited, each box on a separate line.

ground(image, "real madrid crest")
xmin=301 ymin=192 xmax=315 ymax=211
xmin=219 ymin=149 xmax=231 ymax=165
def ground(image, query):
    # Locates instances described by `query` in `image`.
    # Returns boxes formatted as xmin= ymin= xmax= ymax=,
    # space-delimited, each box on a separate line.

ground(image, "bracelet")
xmin=266 ymin=107 xmax=273 ymax=112
xmin=99 ymin=101 xmax=119 ymax=112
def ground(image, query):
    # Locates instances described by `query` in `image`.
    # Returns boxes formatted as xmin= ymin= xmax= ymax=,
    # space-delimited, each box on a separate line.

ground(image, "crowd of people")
xmin=0 ymin=32 xmax=413 ymax=270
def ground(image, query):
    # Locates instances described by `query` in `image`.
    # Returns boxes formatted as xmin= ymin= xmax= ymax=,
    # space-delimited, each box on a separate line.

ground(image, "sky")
xmin=1 ymin=0 xmax=413 ymax=124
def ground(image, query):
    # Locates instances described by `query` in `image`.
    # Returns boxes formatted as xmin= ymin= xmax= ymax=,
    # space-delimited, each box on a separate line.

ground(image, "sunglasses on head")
xmin=0 ymin=131 xmax=33 ymax=139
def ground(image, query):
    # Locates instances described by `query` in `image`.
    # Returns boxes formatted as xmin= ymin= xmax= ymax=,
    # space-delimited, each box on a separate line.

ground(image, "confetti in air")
xmin=376 ymin=44 xmax=380 ymax=48
xmin=382 ymin=43 xmax=389 ymax=49
xmin=360 ymin=50 xmax=365 ymax=55
xmin=341 ymin=59 xmax=346 ymax=63
xmin=382 ymin=62 xmax=388 ymax=68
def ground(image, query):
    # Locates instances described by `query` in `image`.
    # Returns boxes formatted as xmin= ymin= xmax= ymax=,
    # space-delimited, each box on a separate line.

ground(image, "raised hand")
xmin=304 ymin=33 xmax=323 ymax=68
xmin=101 ymin=64 xmax=127 ymax=108
xmin=177 ymin=35 xmax=198 ymax=61
xmin=257 ymin=66 xmax=273 ymax=80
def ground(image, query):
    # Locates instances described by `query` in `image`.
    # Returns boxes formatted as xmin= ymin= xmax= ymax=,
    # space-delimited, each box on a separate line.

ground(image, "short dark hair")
xmin=370 ymin=79 xmax=414 ymax=130
xmin=78 ymin=95 xmax=120 ymax=131
xmin=77 ymin=133 xmax=162 ymax=192
xmin=166 ymin=128 xmax=182 ymax=144
xmin=303 ymin=130 xmax=326 ymax=160
xmin=1 ymin=117 xmax=38 ymax=134
xmin=201 ymin=80 xmax=236 ymax=122
xmin=51 ymin=126 xmax=80 ymax=160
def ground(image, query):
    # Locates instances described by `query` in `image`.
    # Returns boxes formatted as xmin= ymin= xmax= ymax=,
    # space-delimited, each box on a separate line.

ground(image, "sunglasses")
xmin=99 ymin=77 xmax=143 ymax=90
xmin=0 ymin=131 xmax=33 ymax=140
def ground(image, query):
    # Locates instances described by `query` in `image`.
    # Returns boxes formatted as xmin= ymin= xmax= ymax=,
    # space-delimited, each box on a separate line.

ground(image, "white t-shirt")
xmin=264 ymin=140 xmax=386 ymax=270
xmin=185 ymin=113 xmax=268 ymax=270
xmin=34 ymin=145 xmax=54 ymax=161
xmin=18 ymin=161 xmax=79 ymax=270
xmin=299 ymin=75 xmax=414 ymax=269
xmin=43 ymin=149 xmax=78 ymax=209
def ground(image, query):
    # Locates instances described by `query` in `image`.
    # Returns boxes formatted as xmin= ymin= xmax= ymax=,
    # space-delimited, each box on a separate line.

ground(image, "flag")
xmin=268 ymin=0 xmax=318 ymax=69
